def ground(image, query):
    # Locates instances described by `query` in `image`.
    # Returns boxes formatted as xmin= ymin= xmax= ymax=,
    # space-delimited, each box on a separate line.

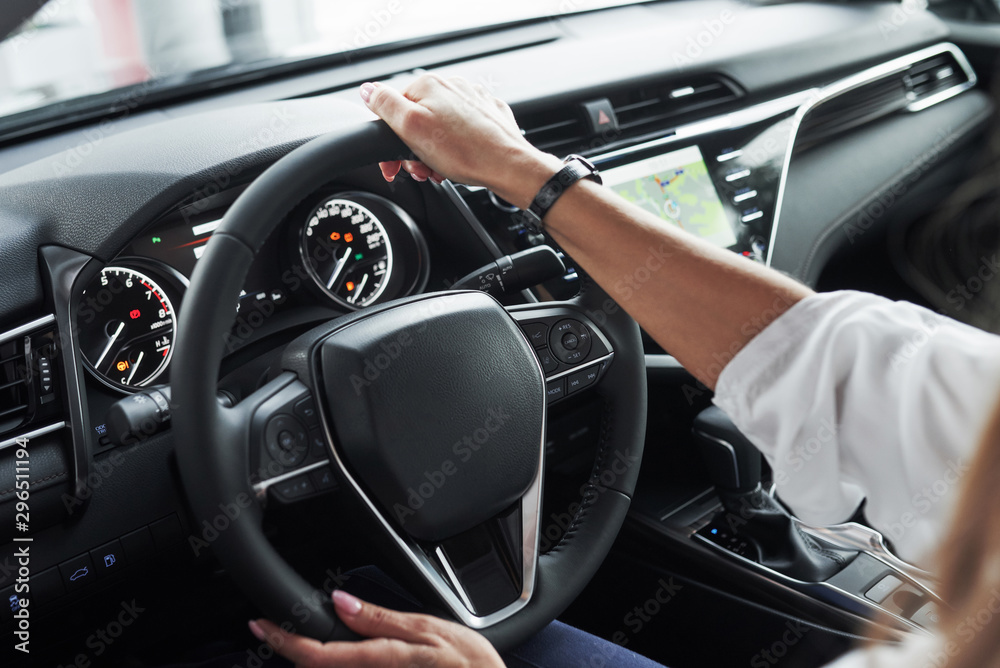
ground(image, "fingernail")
xmin=248 ymin=619 xmax=267 ymax=642
xmin=410 ymin=172 xmax=427 ymax=182
xmin=359 ymin=82 xmax=375 ymax=103
xmin=332 ymin=590 xmax=363 ymax=616
xmin=430 ymin=176 xmax=444 ymax=185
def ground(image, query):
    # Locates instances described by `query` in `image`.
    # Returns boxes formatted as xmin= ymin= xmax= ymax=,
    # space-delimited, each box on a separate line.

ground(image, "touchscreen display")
xmin=601 ymin=145 xmax=737 ymax=249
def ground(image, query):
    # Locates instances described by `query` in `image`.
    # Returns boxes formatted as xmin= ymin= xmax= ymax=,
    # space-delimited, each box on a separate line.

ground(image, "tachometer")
xmin=300 ymin=196 xmax=394 ymax=309
xmin=78 ymin=266 xmax=176 ymax=389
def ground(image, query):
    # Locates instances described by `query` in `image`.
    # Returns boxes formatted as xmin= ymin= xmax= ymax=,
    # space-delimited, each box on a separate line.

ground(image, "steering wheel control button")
xmin=546 ymin=379 xmax=566 ymax=404
xmin=308 ymin=430 xmax=327 ymax=459
xmin=272 ymin=475 xmax=315 ymax=502
xmin=521 ymin=322 xmax=548 ymax=348
xmin=90 ymin=539 xmax=127 ymax=578
xmin=537 ymin=347 xmax=559 ymax=374
xmin=265 ymin=414 xmax=308 ymax=467
xmin=864 ymin=574 xmax=903 ymax=603
xmin=567 ymin=363 xmax=602 ymax=395
xmin=310 ymin=467 xmax=338 ymax=492
xmin=59 ymin=553 xmax=97 ymax=591
xmin=549 ymin=319 xmax=592 ymax=364
xmin=293 ymin=396 xmax=319 ymax=428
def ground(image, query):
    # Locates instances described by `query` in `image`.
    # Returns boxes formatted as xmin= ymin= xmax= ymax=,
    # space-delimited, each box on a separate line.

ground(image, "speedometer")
xmin=78 ymin=266 xmax=176 ymax=389
xmin=300 ymin=196 xmax=394 ymax=309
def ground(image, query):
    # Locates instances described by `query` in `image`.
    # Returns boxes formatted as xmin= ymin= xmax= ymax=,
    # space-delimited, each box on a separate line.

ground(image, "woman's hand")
xmin=248 ymin=590 xmax=506 ymax=668
xmin=360 ymin=75 xmax=563 ymax=209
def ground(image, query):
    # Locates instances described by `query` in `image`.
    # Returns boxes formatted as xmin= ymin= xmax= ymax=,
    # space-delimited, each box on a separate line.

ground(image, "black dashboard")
xmin=0 ymin=0 xmax=997 ymax=664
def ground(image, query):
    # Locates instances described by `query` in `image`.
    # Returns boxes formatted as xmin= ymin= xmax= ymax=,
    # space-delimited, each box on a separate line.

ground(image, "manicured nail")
xmin=332 ymin=590 xmax=363 ymax=616
xmin=410 ymin=172 xmax=427 ymax=182
xmin=359 ymin=82 xmax=375 ymax=103
xmin=248 ymin=619 xmax=267 ymax=642
xmin=430 ymin=176 xmax=444 ymax=185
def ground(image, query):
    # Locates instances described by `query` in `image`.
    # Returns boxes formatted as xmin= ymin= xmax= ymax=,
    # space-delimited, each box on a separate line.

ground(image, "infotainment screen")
xmin=601 ymin=145 xmax=737 ymax=249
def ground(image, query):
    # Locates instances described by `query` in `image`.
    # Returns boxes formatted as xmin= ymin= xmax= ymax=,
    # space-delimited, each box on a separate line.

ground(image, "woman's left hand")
xmin=249 ymin=589 xmax=506 ymax=668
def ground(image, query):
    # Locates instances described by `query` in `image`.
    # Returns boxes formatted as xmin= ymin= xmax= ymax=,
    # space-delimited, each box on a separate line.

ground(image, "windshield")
xmin=0 ymin=0 xmax=642 ymax=124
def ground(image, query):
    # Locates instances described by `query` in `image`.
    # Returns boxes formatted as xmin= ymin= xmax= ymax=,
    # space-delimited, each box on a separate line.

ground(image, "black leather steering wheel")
xmin=172 ymin=120 xmax=647 ymax=651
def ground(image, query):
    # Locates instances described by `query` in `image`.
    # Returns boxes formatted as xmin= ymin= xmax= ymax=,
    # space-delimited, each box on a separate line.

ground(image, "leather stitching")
xmin=546 ymin=399 xmax=615 ymax=554
xmin=0 ymin=470 xmax=68 ymax=498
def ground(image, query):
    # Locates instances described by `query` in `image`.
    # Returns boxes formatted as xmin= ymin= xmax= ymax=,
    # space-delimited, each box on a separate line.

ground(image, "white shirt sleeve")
xmin=713 ymin=290 xmax=1000 ymax=569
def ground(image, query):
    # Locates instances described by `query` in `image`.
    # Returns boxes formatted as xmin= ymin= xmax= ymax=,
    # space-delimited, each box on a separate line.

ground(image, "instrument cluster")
xmin=77 ymin=188 xmax=429 ymax=392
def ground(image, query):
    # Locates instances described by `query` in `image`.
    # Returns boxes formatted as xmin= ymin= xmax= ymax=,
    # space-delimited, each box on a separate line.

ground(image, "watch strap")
xmin=525 ymin=155 xmax=601 ymax=231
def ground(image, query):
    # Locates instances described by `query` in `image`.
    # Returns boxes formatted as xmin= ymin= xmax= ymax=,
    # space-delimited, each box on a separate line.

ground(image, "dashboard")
xmin=0 ymin=0 xmax=997 ymax=664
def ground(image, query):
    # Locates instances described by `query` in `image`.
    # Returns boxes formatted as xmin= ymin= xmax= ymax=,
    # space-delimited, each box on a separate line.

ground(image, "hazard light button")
xmin=581 ymin=98 xmax=618 ymax=135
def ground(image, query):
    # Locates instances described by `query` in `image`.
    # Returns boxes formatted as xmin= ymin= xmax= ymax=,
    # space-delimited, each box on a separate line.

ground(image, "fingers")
xmin=252 ymin=618 xmax=434 ymax=668
xmin=331 ymin=590 xmax=440 ymax=644
xmin=361 ymin=81 xmax=420 ymax=131
xmin=379 ymin=160 xmax=402 ymax=182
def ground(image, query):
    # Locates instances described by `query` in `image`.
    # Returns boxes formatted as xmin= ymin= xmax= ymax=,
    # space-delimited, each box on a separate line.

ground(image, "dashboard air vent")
xmin=797 ymin=76 xmax=909 ymax=149
xmin=518 ymin=75 xmax=741 ymax=154
xmin=0 ymin=337 xmax=30 ymax=435
xmin=904 ymin=51 xmax=970 ymax=106
xmin=797 ymin=48 xmax=973 ymax=152
xmin=608 ymin=76 xmax=740 ymax=133
xmin=519 ymin=107 xmax=588 ymax=153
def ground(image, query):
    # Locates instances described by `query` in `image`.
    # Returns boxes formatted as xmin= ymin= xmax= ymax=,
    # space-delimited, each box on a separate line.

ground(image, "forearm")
xmin=496 ymin=152 xmax=813 ymax=390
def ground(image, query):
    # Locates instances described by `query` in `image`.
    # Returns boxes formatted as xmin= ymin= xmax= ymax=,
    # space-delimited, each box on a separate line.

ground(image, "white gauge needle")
xmin=96 ymin=321 xmax=125 ymax=368
xmin=326 ymin=246 xmax=352 ymax=289
xmin=126 ymin=351 xmax=144 ymax=385
xmin=348 ymin=273 xmax=368 ymax=304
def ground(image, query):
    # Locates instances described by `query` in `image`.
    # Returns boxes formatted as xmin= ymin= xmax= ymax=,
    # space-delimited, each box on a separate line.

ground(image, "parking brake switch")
xmin=451 ymin=245 xmax=565 ymax=297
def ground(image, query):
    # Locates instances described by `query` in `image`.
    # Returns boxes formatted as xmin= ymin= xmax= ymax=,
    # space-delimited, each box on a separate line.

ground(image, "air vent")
xmin=797 ymin=48 xmax=973 ymax=151
xmin=0 ymin=337 xmax=30 ymax=434
xmin=797 ymin=76 xmax=909 ymax=149
xmin=518 ymin=76 xmax=741 ymax=154
xmin=519 ymin=107 xmax=588 ymax=153
xmin=0 ymin=315 xmax=61 ymax=439
xmin=905 ymin=51 xmax=970 ymax=106
xmin=607 ymin=76 xmax=740 ymax=133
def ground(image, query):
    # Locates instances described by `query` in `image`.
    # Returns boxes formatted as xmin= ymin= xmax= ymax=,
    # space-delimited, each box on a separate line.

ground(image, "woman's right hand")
xmin=359 ymin=75 xmax=563 ymax=209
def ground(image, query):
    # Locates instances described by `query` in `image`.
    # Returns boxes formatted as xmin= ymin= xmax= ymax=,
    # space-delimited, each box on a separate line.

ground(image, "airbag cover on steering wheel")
xmin=320 ymin=291 xmax=544 ymax=542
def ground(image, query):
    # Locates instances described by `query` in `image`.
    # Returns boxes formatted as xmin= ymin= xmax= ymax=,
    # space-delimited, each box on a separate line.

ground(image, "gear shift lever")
xmin=692 ymin=406 xmax=854 ymax=581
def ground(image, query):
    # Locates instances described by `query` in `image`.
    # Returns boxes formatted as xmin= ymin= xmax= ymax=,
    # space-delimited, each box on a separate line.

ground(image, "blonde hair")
xmin=934 ymin=399 xmax=1000 ymax=667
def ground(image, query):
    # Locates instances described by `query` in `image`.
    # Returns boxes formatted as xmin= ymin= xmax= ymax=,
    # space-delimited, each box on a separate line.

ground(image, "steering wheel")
xmin=171 ymin=120 xmax=647 ymax=651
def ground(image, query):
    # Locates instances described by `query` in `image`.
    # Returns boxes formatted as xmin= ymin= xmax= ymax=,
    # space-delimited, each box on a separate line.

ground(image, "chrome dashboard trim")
xmin=766 ymin=42 xmax=977 ymax=267
xmin=0 ymin=314 xmax=55 ymax=346
xmin=0 ymin=421 xmax=66 ymax=452
xmin=583 ymin=42 xmax=976 ymax=272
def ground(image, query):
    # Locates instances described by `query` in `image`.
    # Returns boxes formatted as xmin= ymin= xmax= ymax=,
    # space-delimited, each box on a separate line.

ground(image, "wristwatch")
xmin=524 ymin=154 xmax=602 ymax=232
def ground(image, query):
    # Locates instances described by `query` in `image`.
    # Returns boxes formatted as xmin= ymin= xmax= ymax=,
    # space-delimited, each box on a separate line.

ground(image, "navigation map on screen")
xmin=601 ymin=145 xmax=737 ymax=249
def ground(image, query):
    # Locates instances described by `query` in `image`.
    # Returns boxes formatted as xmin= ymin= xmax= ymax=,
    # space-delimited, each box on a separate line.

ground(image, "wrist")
xmin=492 ymin=148 xmax=564 ymax=211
